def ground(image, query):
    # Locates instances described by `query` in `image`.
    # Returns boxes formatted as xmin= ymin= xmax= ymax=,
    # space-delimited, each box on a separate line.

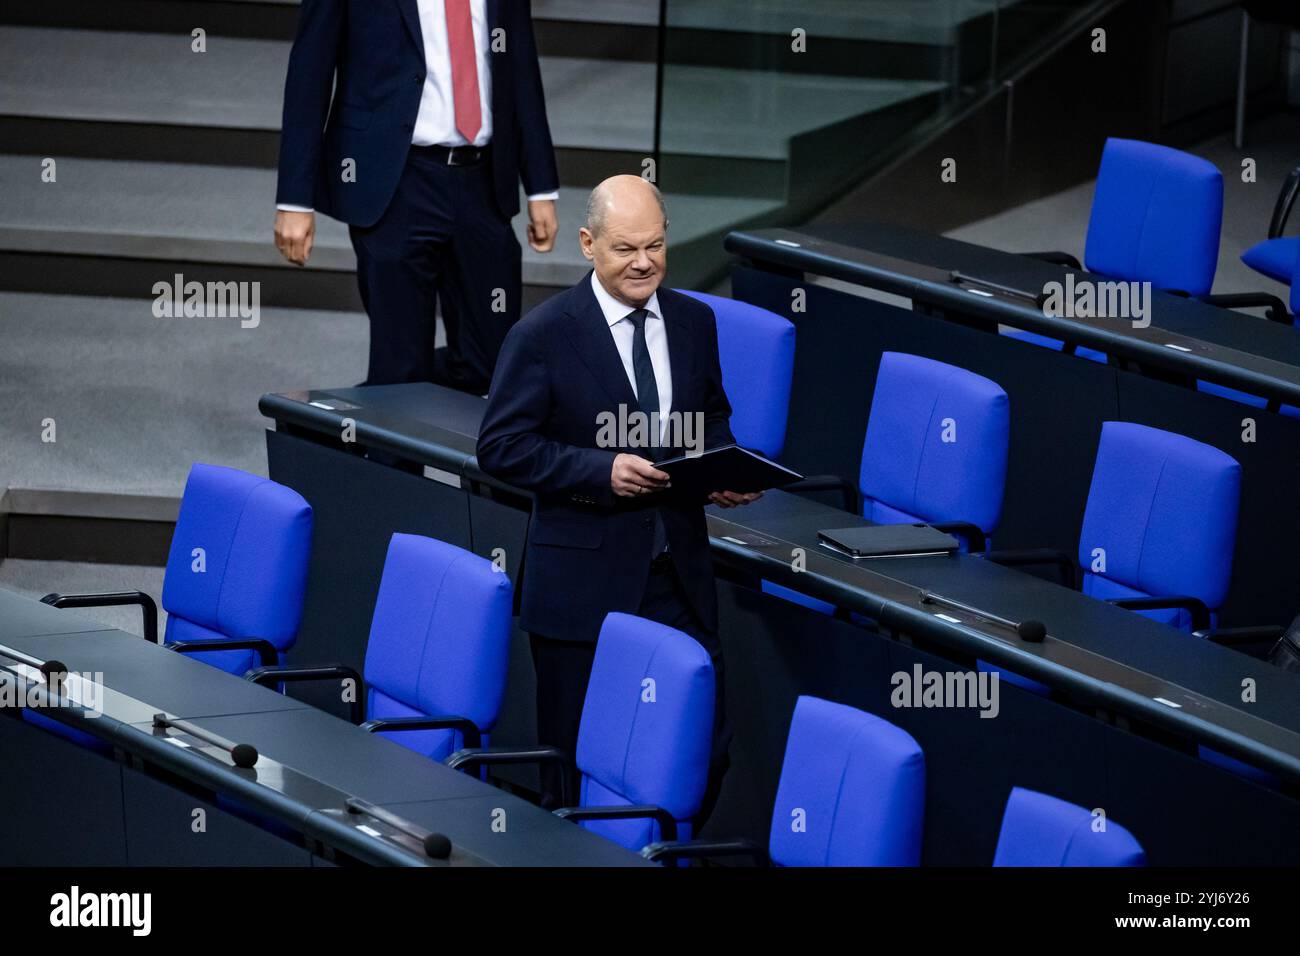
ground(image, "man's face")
xmin=580 ymin=205 xmax=667 ymax=308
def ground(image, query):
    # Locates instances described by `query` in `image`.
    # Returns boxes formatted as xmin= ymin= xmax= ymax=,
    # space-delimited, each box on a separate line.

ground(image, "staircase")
xmin=0 ymin=0 xmax=1036 ymax=519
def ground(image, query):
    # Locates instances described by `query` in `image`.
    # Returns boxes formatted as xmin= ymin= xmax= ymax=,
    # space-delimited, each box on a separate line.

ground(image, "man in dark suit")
xmin=477 ymin=175 xmax=760 ymax=817
xmin=273 ymin=0 xmax=559 ymax=394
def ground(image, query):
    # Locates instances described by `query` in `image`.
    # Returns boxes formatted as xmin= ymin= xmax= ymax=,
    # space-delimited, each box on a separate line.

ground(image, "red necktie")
xmin=444 ymin=0 xmax=482 ymax=143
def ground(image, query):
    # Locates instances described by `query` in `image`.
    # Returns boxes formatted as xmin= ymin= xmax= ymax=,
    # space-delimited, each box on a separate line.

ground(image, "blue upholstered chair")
xmin=248 ymin=532 xmax=513 ymax=761
xmin=1006 ymin=138 xmax=1224 ymax=363
xmin=643 ymin=696 xmax=925 ymax=866
xmin=449 ymin=612 xmax=715 ymax=852
xmin=42 ymin=462 xmax=313 ymax=676
xmin=676 ymin=289 xmax=796 ymax=460
xmin=766 ymin=352 xmax=1010 ymax=614
xmin=993 ymin=787 xmax=1145 ymax=866
xmin=1240 ymin=160 xmax=1300 ymax=287
xmin=982 ymin=422 xmax=1240 ymax=695
xmin=1077 ymin=422 xmax=1240 ymax=632
xmin=1197 ymin=239 xmax=1300 ymax=418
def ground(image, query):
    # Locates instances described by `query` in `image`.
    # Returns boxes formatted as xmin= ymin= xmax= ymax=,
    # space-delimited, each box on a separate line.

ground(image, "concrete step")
xmin=0 ymin=155 xmax=782 ymax=298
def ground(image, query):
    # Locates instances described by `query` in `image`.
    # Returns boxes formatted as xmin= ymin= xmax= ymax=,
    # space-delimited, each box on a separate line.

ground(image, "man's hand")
xmin=612 ymin=453 xmax=670 ymax=497
xmin=708 ymin=490 xmax=763 ymax=509
xmin=527 ymin=199 xmax=557 ymax=252
xmin=275 ymin=209 xmax=316 ymax=266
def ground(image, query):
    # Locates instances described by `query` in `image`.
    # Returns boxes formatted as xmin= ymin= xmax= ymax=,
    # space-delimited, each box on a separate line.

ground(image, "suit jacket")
xmin=476 ymin=275 xmax=736 ymax=643
xmin=276 ymin=0 xmax=559 ymax=227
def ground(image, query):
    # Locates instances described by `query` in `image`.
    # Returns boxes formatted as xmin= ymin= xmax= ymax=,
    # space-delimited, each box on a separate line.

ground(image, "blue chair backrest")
xmin=769 ymin=696 xmax=925 ymax=866
xmin=859 ymin=352 xmax=1010 ymax=535
xmin=575 ymin=612 xmax=715 ymax=851
xmin=364 ymin=533 xmax=513 ymax=761
xmin=1291 ymin=239 xmax=1300 ymax=315
xmin=993 ymin=787 xmax=1146 ymax=866
xmin=162 ymin=463 xmax=312 ymax=675
xmin=1078 ymin=422 xmax=1240 ymax=628
xmin=1084 ymin=138 xmax=1223 ymax=295
xmin=676 ymin=289 xmax=796 ymax=459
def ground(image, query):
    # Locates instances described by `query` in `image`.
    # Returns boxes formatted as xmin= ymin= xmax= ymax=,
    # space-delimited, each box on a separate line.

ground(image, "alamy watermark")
xmin=1041 ymin=273 xmax=1151 ymax=328
xmin=890 ymin=664 xmax=1000 ymax=719
xmin=152 ymin=273 xmax=261 ymax=328
xmin=596 ymin=404 xmax=704 ymax=456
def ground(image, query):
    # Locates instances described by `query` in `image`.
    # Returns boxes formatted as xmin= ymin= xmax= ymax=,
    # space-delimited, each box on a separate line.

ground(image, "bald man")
xmin=477 ymin=176 xmax=758 ymax=818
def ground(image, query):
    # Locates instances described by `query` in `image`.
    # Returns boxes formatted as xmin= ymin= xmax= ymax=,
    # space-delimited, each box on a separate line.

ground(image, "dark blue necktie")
xmin=627 ymin=308 xmax=667 ymax=555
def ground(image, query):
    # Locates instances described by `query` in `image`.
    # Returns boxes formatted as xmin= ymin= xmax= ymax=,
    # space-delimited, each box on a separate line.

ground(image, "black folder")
xmin=817 ymin=524 xmax=960 ymax=558
xmin=655 ymin=444 xmax=803 ymax=495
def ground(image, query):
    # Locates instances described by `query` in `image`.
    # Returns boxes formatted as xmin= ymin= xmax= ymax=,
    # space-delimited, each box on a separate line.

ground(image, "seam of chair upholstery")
xmin=620 ymin=634 xmax=665 ymax=812
xmin=413 ymin=549 xmax=457 ymax=713
xmin=821 ymin=721 xmax=865 ymax=866
xmin=211 ymin=476 xmax=263 ymax=639
xmin=1130 ymin=453 xmax=1170 ymax=597
xmin=1129 ymin=165 xmax=1163 ymax=284
xmin=909 ymin=369 xmax=950 ymax=519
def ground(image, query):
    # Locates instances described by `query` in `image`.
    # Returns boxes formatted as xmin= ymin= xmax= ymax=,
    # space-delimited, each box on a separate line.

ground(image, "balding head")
xmin=584 ymin=175 xmax=667 ymax=238
xmin=580 ymin=175 xmax=669 ymax=308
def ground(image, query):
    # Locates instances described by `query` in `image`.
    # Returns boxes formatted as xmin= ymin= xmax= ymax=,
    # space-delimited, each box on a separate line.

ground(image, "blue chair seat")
xmin=1241 ymin=235 xmax=1300 ymax=284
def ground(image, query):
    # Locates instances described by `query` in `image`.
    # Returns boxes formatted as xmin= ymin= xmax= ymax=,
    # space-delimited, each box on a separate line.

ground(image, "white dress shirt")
xmin=591 ymin=271 xmax=673 ymax=447
xmin=278 ymin=0 xmax=557 ymax=213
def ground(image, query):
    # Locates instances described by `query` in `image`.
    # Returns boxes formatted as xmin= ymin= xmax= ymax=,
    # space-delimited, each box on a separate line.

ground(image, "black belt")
xmin=411 ymin=143 xmax=487 ymax=166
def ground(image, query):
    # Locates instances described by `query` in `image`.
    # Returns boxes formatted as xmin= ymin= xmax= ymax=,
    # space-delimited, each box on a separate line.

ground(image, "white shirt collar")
xmin=590 ymin=271 xmax=661 ymax=329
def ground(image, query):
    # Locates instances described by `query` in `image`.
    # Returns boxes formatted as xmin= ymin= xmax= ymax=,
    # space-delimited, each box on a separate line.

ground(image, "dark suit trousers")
xmin=349 ymin=149 xmax=522 ymax=394
xmin=529 ymin=560 xmax=732 ymax=829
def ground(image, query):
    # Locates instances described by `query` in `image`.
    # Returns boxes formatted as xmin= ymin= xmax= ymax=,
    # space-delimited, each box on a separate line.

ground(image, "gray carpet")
xmin=0 ymin=292 xmax=367 ymax=497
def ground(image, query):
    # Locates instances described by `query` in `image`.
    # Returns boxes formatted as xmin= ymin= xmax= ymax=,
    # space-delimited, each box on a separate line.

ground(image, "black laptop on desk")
xmin=817 ymin=524 xmax=960 ymax=559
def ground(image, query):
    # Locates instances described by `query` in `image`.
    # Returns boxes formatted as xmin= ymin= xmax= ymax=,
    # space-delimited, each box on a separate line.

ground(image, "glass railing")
xmin=651 ymin=0 xmax=1117 ymax=286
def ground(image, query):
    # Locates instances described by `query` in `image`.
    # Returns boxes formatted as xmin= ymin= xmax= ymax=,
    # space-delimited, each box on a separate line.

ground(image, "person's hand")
xmin=612 ymin=453 xmax=670 ymax=497
xmin=275 ymin=209 xmax=316 ymax=266
xmin=708 ymin=490 xmax=763 ymax=509
xmin=527 ymin=198 xmax=557 ymax=252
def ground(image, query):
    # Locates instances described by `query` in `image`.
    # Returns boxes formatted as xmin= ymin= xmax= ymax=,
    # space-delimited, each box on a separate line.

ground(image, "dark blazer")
xmin=276 ymin=0 xmax=559 ymax=227
xmin=477 ymin=275 xmax=735 ymax=643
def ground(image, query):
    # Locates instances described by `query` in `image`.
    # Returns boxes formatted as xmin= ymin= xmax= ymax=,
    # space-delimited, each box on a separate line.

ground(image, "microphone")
xmin=39 ymin=659 xmax=69 ymax=690
xmin=153 ymin=713 xmax=259 ymax=768
xmin=423 ymin=832 xmax=453 ymax=859
xmin=347 ymin=798 xmax=453 ymax=860
xmin=1017 ymin=619 xmax=1047 ymax=643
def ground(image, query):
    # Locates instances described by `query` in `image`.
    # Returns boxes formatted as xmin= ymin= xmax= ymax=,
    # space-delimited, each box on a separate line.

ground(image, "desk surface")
xmin=0 ymin=588 xmax=645 ymax=867
xmin=725 ymin=223 xmax=1300 ymax=407
xmin=262 ymin=382 xmax=1300 ymax=783
xmin=709 ymin=491 xmax=1300 ymax=782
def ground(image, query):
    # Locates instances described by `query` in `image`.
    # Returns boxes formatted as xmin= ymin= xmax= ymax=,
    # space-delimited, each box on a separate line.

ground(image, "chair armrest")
xmin=552 ymin=804 xmax=679 ymax=843
xmin=1197 ymin=291 xmax=1292 ymax=324
xmin=928 ymin=521 xmax=987 ymax=554
xmin=783 ymin=474 xmax=859 ymax=513
xmin=641 ymin=838 xmax=770 ymax=866
xmin=360 ymin=714 xmax=482 ymax=750
xmin=1268 ymin=164 xmax=1300 ymax=238
xmin=446 ymin=746 xmax=574 ymax=806
xmin=1203 ymin=625 xmax=1285 ymax=658
xmin=980 ymin=549 xmax=1077 ymax=589
xmin=40 ymin=591 xmax=158 ymax=644
xmin=1106 ymin=595 xmax=1212 ymax=633
xmin=1020 ymin=250 xmax=1082 ymax=269
xmin=244 ymin=663 xmax=365 ymax=724
xmin=168 ymin=638 xmax=280 ymax=669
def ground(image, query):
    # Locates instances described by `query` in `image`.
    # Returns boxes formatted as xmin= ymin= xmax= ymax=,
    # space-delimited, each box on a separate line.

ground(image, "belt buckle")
xmin=447 ymin=146 xmax=475 ymax=167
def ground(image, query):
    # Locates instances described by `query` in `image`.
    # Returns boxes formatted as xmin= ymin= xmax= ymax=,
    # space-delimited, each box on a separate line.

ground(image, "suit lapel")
xmin=396 ymin=0 xmax=424 ymax=52
xmin=563 ymin=275 xmax=639 ymax=410
xmin=661 ymin=294 xmax=692 ymax=416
